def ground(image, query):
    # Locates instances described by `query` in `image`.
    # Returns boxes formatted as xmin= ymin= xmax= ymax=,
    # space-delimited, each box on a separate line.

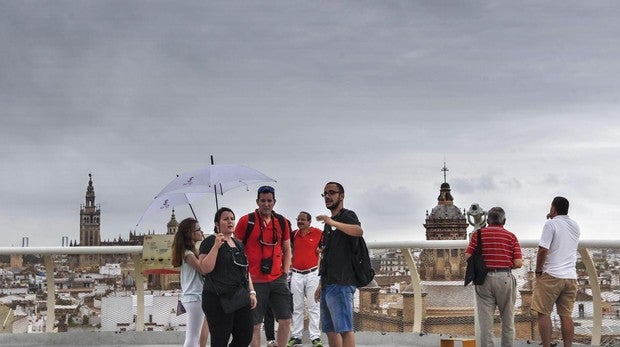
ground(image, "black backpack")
xmin=351 ymin=235 xmax=375 ymax=288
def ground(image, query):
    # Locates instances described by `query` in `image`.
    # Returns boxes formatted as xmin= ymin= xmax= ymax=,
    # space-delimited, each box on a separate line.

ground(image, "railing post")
xmin=401 ymin=248 xmax=423 ymax=333
xmin=132 ymin=253 xmax=145 ymax=332
xmin=43 ymin=255 xmax=56 ymax=333
xmin=579 ymin=248 xmax=601 ymax=346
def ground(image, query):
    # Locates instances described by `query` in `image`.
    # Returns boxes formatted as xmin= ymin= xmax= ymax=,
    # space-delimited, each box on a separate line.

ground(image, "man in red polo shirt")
xmin=465 ymin=206 xmax=522 ymax=347
xmin=235 ymin=186 xmax=293 ymax=347
xmin=287 ymin=211 xmax=323 ymax=347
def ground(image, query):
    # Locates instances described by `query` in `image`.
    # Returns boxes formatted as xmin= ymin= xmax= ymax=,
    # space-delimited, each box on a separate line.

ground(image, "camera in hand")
xmin=260 ymin=258 xmax=272 ymax=274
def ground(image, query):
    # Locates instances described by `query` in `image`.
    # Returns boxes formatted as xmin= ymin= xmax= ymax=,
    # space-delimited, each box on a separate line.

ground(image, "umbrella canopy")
xmin=156 ymin=164 xmax=276 ymax=196
xmin=137 ymin=164 xmax=276 ymax=225
xmin=136 ymin=192 xmax=210 ymax=226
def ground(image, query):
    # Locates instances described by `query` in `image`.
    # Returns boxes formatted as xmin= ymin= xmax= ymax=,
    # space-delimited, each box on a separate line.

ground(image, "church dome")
xmin=426 ymin=180 xmax=465 ymax=220
xmin=428 ymin=204 xmax=465 ymax=220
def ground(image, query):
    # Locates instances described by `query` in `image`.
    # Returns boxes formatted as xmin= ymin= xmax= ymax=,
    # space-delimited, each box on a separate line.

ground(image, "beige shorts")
xmin=531 ymin=272 xmax=578 ymax=316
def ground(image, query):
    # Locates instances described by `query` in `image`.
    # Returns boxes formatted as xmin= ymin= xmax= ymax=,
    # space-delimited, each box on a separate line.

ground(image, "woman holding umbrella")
xmin=199 ymin=207 xmax=257 ymax=347
xmin=171 ymin=217 xmax=210 ymax=347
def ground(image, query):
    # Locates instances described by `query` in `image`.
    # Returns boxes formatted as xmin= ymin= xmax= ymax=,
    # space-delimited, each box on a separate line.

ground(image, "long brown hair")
xmin=171 ymin=217 xmax=198 ymax=267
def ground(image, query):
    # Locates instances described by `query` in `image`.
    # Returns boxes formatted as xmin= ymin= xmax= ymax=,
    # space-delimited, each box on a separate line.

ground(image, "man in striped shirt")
xmin=465 ymin=206 xmax=523 ymax=347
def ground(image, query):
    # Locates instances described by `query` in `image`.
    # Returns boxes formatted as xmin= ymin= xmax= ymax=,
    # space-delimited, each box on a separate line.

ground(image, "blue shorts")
xmin=320 ymin=284 xmax=356 ymax=333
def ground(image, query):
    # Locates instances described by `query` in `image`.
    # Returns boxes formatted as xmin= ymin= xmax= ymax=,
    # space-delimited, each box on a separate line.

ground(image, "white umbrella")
xmin=136 ymin=192 xmax=210 ymax=226
xmin=138 ymin=163 xmax=276 ymax=225
xmin=156 ymin=164 xmax=276 ymax=197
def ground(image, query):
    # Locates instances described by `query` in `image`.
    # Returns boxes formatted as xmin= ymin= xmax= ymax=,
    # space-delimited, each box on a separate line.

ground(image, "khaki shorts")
xmin=531 ymin=272 xmax=578 ymax=316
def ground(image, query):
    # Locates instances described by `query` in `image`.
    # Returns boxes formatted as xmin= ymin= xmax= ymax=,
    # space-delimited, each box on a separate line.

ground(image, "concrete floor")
xmin=0 ymin=330 xmax=592 ymax=347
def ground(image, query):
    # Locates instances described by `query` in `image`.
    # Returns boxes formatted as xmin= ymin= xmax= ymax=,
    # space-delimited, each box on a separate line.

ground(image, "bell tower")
xmin=167 ymin=209 xmax=179 ymax=235
xmin=79 ymin=174 xmax=101 ymax=268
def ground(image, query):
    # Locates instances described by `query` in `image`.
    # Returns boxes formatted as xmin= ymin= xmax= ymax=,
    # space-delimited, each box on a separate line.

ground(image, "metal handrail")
xmin=1 ymin=239 xmax=619 ymax=254
xmin=0 ymin=246 xmax=142 ymax=255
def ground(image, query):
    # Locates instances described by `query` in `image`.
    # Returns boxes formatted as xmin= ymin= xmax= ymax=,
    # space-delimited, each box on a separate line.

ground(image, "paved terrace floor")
xmin=0 ymin=331 xmax=591 ymax=347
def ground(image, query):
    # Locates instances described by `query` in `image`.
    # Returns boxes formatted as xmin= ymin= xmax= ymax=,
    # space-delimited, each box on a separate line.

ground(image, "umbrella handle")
xmin=189 ymin=203 xmax=198 ymax=221
xmin=211 ymin=155 xmax=219 ymax=210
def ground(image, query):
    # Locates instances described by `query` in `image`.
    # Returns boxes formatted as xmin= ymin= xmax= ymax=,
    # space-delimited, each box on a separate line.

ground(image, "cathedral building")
xmin=418 ymin=165 xmax=469 ymax=281
xmin=356 ymin=166 xmax=538 ymax=340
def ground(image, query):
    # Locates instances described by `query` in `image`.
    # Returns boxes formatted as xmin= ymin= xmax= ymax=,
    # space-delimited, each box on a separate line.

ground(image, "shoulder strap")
xmin=290 ymin=229 xmax=298 ymax=251
xmin=272 ymin=212 xmax=285 ymax=231
xmin=228 ymin=237 xmax=249 ymax=286
xmin=476 ymin=229 xmax=483 ymax=251
xmin=242 ymin=212 xmax=255 ymax=245
xmin=272 ymin=212 xmax=289 ymax=252
xmin=231 ymin=237 xmax=243 ymax=251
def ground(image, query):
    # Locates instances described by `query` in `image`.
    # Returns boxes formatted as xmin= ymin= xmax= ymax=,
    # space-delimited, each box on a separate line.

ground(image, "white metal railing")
xmin=0 ymin=246 xmax=143 ymax=333
xmin=1 ymin=239 xmax=619 ymax=346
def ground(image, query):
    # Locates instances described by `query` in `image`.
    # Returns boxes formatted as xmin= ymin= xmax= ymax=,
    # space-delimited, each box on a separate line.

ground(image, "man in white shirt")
xmin=531 ymin=196 xmax=580 ymax=347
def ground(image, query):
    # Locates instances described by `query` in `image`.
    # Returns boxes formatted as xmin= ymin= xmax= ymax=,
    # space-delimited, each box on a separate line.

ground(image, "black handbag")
xmin=218 ymin=285 xmax=251 ymax=314
xmin=464 ymin=229 xmax=488 ymax=286
xmin=176 ymin=299 xmax=186 ymax=316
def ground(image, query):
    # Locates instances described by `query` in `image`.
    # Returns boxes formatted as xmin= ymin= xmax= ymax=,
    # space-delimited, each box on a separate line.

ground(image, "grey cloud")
xmin=2 ymin=1 xmax=620 ymax=245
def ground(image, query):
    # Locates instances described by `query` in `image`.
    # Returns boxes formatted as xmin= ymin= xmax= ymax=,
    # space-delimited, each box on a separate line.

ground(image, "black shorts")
xmin=252 ymin=274 xmax=293 ymax=325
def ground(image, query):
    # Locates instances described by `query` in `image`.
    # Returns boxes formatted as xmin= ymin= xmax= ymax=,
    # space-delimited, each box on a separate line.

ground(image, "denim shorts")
xmin=320 ymin=284 xmax=356 ymax=333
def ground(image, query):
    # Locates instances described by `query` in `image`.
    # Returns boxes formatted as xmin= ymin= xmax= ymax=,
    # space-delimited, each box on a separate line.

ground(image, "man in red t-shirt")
xmin=234 ymin=185 xmax=292 ymax=347
xmin=287 ymin=211 xmax=323 ymax=347
xmin=465 ymin=206 xmax=522 ymax=347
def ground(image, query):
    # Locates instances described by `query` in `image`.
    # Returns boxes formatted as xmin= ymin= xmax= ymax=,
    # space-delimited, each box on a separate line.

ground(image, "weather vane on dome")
xmin=441 ymin=161 xmax=448 ymax=183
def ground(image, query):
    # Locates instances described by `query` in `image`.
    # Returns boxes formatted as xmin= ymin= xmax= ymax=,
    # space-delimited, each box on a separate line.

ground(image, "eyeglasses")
xmin=258 ymin=186 xmax=275 ymax=194
xmin=230 ymin=248 xmax=248 ymax=267
xmin=321 ymin=190 xmax=341 ymax=197
xmin=193 ymin=228 xmax=202 ymax=233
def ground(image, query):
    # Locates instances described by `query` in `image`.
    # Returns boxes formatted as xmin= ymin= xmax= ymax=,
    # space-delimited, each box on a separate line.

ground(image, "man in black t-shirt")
xmin=314 ymin=182 xmax=363 ymax=347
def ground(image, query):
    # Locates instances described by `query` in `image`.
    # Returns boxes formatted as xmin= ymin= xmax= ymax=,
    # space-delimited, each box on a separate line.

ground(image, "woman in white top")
xmin=172 ymin=217 xmax=210 ymax=347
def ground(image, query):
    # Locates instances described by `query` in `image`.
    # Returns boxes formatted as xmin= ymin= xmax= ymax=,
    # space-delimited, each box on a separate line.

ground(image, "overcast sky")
xmin=2 ymin=1 xmax=619 ymax=247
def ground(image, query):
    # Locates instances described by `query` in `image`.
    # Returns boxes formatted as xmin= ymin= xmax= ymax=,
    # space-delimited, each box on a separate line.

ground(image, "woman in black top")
xmin=199 ymin=207 xmax=257 ymax=347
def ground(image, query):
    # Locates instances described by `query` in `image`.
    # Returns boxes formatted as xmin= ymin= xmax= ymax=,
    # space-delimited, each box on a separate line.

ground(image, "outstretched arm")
xmin=316 ymin=215 xmax=363 ymax=237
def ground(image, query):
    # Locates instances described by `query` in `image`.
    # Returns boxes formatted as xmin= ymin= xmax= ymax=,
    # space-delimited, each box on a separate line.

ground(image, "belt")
xmin=291 ymin=267 xmax=318 ymax=275
xmin=487 ymin=268 xmax=511 ymax=273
